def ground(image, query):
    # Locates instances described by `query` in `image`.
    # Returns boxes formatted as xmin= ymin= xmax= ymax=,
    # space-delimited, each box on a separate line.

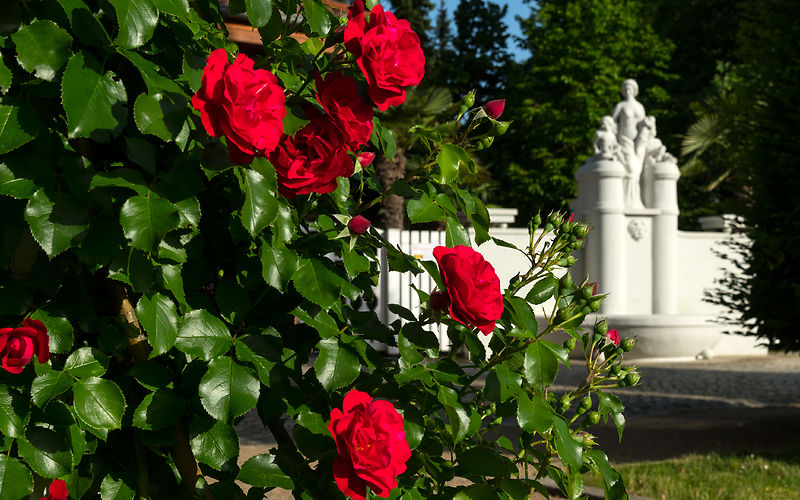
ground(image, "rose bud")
xmin=358 ymin=151 xmax=375 ymax=166
xmin=42 ymin=479 xmax=68 ymax=500
xmin=485 ymin=99 xmax=505 ymax=119
xmin=606 ymin=328 xmax=620 ymax=346
xmin=429 ymin=290 xmax=450 ymax=310
xmin=348 ymin=215 xmax=371 ymax=235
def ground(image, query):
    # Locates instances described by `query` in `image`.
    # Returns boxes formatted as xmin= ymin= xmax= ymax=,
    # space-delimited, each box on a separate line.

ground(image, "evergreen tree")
xmin=387 ymin=0 xmax=435 ymax=57
xmin=489 ymin=0 xmax=674 ymax=224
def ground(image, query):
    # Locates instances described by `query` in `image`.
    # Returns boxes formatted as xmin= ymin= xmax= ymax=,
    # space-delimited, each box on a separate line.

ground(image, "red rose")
xmin=606 ymin=329 xmax=620 ymax=346
xmin=316 ymin=72 xmax=373 ymax=150
xmin=191 ymin=49 xmax=286 ymax=164
xmin=269 ymin=112 xmax=353 ymax=198
xmin=485 ymin=99 xmax=505 ymax=119
xmin=433 ymin=245 xmax=503 ymax=336
xmin=328 ymin=390 xmax=411 ymax=500
xmin=0 ymin=319 xmax=49 ymax=374
xmin=42 ymin=479 xmax=68 ymax=500
xmin=348 ymin=215 xmax=371 ymax=235
xmin=357 ymin=151 xmax=375 ymax=166
xmin=344 ymin=0 xmax=425 ymax=111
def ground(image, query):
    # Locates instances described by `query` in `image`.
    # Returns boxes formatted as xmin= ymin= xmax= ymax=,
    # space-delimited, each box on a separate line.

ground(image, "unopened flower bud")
xmin=532 ymin=212 xmax=542 ymax=227
xmin=586 ymin=411 xmax=601 ymax=425
xmin=429 ymin=291 xmax=450 ymax=310
xmin=594 ymin=320 xmax=608 ymax=336
xmin=621 ymin=338 xmax=636 ymax=352
xmin=579 ymin=396 xmax=592 ymax=412
xmin=559 ymin=272 xmax=573 ymax=289
xmin=348 ymin=215 xmax=371 ymax=235
xmin=563 ymin=338 xmax=577 ymax=351
xmin=358 ymin=151 xmax=375 ymax=166
xmin=461 ymin=91 xmax=475 ymax=108
xmin=485 ymin=99 xmax=505 ymax=119
xmin=625 ymin=372 xmax=640 ymax=386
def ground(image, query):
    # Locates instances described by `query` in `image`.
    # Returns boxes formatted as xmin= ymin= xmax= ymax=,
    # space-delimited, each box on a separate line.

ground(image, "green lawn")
xmin=586 ymin=449 xmax=800 ymax=499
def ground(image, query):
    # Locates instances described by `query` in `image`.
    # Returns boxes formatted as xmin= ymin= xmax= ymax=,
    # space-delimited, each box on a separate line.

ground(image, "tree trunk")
xmin=375 ymin=147 xmax=407 ymax=229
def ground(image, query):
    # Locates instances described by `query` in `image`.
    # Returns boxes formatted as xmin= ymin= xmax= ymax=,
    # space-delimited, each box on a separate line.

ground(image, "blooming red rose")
xmin=348 ymin=215 xmax=371 ymax=235
xmin=328 ymin=390 xmax=411 ymax=500
xmin=485 ymin=99 xmax=505 ymax=119
xmin=344 ymin=0 xmax=425 ymax=111
xmin=41 ymin=479 xmax=68 ymax=500
xmin=191 ymin=49 xmax=286 ymax=164
xmin=433 ymin=245 xmax=503 ymax=336
xmin=0 ymin=319 xmax=49 ymax=374
xmin=269 ymin=112 xmax=354 ymax=198
xmin=316 ymin=72 xmax=373 ymax=150
xmin=606 ymin=328 xmax=620 ymax=346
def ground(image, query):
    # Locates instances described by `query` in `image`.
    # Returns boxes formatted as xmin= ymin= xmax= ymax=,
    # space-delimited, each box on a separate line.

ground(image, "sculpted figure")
xmin=612 ymin=79 xmax=646 ymax=145
xmin=593 ymin=115 xmax=618 ymax=158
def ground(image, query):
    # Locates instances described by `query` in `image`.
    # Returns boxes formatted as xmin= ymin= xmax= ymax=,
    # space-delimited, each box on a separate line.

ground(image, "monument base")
xmin=597 ymin=314 xmax=767 ymax=360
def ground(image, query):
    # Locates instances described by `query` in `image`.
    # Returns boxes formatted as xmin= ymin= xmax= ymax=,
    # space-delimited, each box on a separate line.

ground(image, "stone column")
xmin=651 ymin=158 xmax=680 ymax=314
xmin=575 ymin=156 xmax=627 ymax=314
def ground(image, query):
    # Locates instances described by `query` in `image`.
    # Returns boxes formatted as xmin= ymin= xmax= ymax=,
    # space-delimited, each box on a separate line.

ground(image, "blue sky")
xmin=439 ymin=0 xmax=530 ymax=61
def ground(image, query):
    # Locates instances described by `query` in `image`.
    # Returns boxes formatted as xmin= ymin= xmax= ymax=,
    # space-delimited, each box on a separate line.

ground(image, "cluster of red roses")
xmin=191 ymin=0 xmax=424 ymax=198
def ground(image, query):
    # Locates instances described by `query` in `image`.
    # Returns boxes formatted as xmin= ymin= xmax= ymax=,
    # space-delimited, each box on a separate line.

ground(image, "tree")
xmin=447 ymin=0 xmax=511 ymax=99
xmin=489 ymin=0 xmax=674 ymax=224
xmin=705 ymin=0 xmax=800 ymax=350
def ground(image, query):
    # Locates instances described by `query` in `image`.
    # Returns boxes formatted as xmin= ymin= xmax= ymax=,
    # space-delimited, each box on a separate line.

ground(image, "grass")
xmin=585 ymin=448 xmax=800 ymax=500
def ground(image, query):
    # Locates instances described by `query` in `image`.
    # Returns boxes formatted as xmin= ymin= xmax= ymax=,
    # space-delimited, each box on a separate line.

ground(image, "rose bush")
xmin=0 ymin=0 xmax=637 ymax=499
xmin=328 ymin=390 xmax=412 ymax=500
xmin=433 ymin=245 xmax=504 ymax=335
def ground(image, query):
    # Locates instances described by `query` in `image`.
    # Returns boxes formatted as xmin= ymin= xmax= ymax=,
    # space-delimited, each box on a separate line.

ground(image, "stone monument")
xmin=571 ymin=79 xmax=764 ymax=359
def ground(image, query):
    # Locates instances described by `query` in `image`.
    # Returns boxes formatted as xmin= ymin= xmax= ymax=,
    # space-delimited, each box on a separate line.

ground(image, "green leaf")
xmin=0 ymin=54 xmax=12 ymax=93
xmin=293 ymin=258 xmax=348 ymax=310
xmin=526 ymin=273 xmax=558 ymax=304
xmin=516 ymin=393 xmax=554 ymax=434
xmin=455 ymin=447 xmax=516 ymax=477
xmin=24 ymin=189 xmax=89 ymax=257
xmin=472 ymin=195 xmax=491 ymax=245
xmin=31 ymin=371 xmax=74 ymax=408
xmin=29 ymin=310 xmax=74 ymax=354
xmin=90 ymin=169 xmax=148 ymax=195
xmin=100 ymin=474 xmax=135 ymax=500
xmin=0 ymin=102 xmax=36 ymax=155
xmin=190 ymin=419 xmax=240 ymax=471
xmin=64 ymin=347 xmax=110 ymax=378
xmin=175 ymin=309 xmax=232 ymax=361
xmin=293 ymin=307 xmax=338 ymax=338
xmin=238 ymin=453 xmax=294 ymax=489
xmin=552 ymin=415 xmax=582 ymax=470
xmin=524 ymin=341 xmax=559 ymax=390
xmin=132 ymin=389 xmax=184 ymax=430
xmin=260 ymin=242 xmax=297 ymax=290
xmin=56 ymin=0 xmax=110 ymax=47
xmin=62 ymin=51 xmax=127 ymax=139
xmin=133 ymin=92 xmax=189 ymax=142
xmin=314 ymin=338 xmax=360 ymax=392
xmin=199 ymin=357 xmax=260 ymax=420
xmin=119 ymin=194 xmax=180 ymax=251
xmin=445 ymin=216 xmax=470 ymax=247
xmin=245 ymin=0 xmax=272 ymax=27
xmin=342 ymin=244 xmax=370 ymax=277
xmin=597 ymin=392 xmax=626 ymax=441
xmin=234 ymin=334 xmax=280 ymax=385
xmin=443 ymin=404 xmax=470 ymax=444
xmin=453 ymin=484 xmax=496 ymax=500
xmin=128 ymin=361 xmax=171 ymax=391
xmin=507 ymin=296 xmax=539 ymax=336
xmin=108 ymin=0 xmax=159 ymax=49
xmin=484 ymin=363 xmax=521 ymax=402
xmin=237 ymin=168 xmax=278 ymax=237
xmin=72 ymin=377 xmax=126 ymax=432
xmin=303 ymin=0 xmax=331 ymax=35
xmin=0 ymin=162 xmax=34 ymax=198
xmin=0 ymin=456 xmax=34 ymax=499
xmin=407 ymin=193 xmax=445 ymax=223
xmin=136 ymin=293 xmax=179 ymax=357
xmin=0 ymin=386 xmax=26 ymax=438
xmin=437 ymin=144 xmax=472 ymax=184
xmin=11 ymin=20 xmax=72 ymax=81
xmin=16 ymin=427 xmax=73 ymax=478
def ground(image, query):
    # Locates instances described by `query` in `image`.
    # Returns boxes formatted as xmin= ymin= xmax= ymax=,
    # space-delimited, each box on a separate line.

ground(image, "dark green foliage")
xmin=489 ymin=0 xmax=674 ymax=224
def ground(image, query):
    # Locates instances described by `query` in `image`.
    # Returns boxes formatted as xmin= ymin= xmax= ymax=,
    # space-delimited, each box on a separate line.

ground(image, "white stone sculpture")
xmin=594 ymin=79 xmax=678 ymax=209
